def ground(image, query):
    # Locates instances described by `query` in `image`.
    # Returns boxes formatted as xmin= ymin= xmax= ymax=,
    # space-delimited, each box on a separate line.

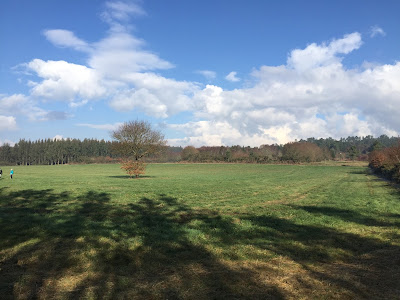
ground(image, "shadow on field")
xmin=0 ymin=188 xmax=282 ymax=299
xmin=108 ymin=175 xmax=154 ymax=179
xmin=243 ymin=214 xmax=400 ymax=297
xmin=348 ymin=170 xmax=369 ymax=175
xmin=1 ymin=187 xmax=399 ymax=299
xmin=292 ymin=205 xmax=400 ymax=228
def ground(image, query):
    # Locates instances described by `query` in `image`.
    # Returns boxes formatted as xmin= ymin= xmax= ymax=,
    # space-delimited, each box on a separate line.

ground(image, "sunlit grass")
xmin=1 ymin=163 xmax=399 ymax=299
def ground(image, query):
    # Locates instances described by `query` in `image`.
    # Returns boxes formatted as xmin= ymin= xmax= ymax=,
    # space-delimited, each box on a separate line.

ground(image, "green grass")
xmin=1 ymin=163 xmax=400 ymax=299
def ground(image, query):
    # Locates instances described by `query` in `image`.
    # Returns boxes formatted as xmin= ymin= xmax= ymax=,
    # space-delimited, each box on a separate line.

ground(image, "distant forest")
xmin=0 ymin=135 xmax=398 ymax=165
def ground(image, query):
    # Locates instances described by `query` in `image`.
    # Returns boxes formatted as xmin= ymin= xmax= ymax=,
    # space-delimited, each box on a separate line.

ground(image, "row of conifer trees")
xmin=0 ymin=138 xmax=115 ymax=165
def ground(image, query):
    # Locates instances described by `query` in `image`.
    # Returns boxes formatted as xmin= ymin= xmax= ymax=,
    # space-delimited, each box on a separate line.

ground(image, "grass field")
xmin=1 ymin=163 xmax=399 ymax=299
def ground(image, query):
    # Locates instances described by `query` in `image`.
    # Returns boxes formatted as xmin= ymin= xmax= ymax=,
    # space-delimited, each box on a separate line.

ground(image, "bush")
xmin=282 ymin=142 xmax=324 ymax=163
xmin=120 ymin=159 xmax=146 ymax=178
xmin=369 ymin=144 xmax=400 ymax=183
xmin=181 ymin=146 xmax=199 ymax=161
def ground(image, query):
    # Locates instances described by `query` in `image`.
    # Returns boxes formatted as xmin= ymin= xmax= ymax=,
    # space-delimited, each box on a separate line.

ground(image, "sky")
xmin=1 ymin=0 xmax=400 ymax=147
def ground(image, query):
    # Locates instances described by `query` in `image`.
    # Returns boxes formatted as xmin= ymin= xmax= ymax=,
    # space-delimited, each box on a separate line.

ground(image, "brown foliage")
xmin=369 ymin=143 xmax=400 ymax=182
xmin=120 ymin=159 xmax=146 ymax=178
xmin=282 ymin=142 xmax=324 ymax=163
xmin=369 ymin=151 xmax=387 ymax=169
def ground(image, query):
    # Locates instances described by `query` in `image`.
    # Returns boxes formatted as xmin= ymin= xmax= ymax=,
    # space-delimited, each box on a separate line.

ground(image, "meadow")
xmin=0 ymin=163 xmax=399 ymax=299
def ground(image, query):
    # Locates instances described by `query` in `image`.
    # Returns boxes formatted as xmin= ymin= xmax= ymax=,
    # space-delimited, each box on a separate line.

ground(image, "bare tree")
xmin=111 ymin=120 xmax=166 ymax=177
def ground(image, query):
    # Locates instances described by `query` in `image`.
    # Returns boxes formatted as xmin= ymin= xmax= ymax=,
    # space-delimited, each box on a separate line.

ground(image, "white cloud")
xmin=0 ymin=94 xmax=29 ymax=114
xmin=192 ymin=85 xmax=226 ymax=116
xmin=99 ymin=1 xmax=147 ymax=34
xmin=169 ymin=32 xmax=400 ymax=146
xmin=19 ymin=1 xmax=189 ymax=125
xmin=168 ymin=121 xmax=283 ymax=147
xmin=168 ymin=121 xmax=240 ymax=146
xmin=287 ymin=32 xmax=362 ymax=71
xmin=0 ymin=94 xmax=47 ymax=121
xmin=370 ymin=25 xmax=386 ymax=38
xmin=89 ymin=31 xmax=174 ymax=77
xmin=69 ymin=99 xmax=89 ymax=108
xmin=43 ymin=29 xmax=91 ymax=52
xmin=109 ymin=72 xmax=197 ymax=117
xmin=13 ymin=4 xmax=400 ymax=148
xmin=77 ymin=122 xmax=124 ymax=131
xmin=0 ymin=116 xmax=17 ymax=131
xmin=0 ymin=139 xmax=16 ymax=146
xmin=27 ymin=59 xmax=106 ymax=102
xmin=225 ymin=71 xmax=240 ymax=82
xmin=104 ymin=1 xmax=146 ymax=21
xmin=53 ymin=135 xmax=64 ymax=141
xmin=29 ymin=1 xmax=174 ymax=113
xmin=196 ymin=70 xmax=216 ymax=80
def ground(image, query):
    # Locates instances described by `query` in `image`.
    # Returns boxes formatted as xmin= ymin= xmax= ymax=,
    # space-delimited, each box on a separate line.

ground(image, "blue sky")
xmin=1 ymin=0 xmax=399 ymax=146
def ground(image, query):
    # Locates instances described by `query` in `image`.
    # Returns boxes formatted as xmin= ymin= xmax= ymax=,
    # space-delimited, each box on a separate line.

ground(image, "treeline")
xmin=302 ymin=135 xmax=399 ymax=160
xmin=0 ymin=139 xmax=116 ymax=165
xmin=369 ymin=143 xmax=400 ymax=183
xmin=180 ymin=135 xmax=399 ymax=163
xmin=0 ymin=135 xmax=398 ymax=165
xmin=180 ymin=143 xmax=324 ymax=163
xmin=0 ymin=138 xmax=183 ymax=166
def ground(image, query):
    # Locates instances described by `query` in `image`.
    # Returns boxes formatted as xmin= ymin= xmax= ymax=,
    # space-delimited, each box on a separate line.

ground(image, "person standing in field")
xmin=10 ymin=169 xmax=13 ymax=179
xmin=0 ymin=168 xmax=2 ymax=178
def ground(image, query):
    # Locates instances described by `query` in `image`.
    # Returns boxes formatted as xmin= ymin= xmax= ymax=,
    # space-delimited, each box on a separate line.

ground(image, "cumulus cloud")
xmin=109 ymin=72 xmax=197 ymax=117
xmin=169 ymin=121 xmax=242 ymax=146
xmin=370 ymin=25 xmax=386 ymax=38
xmin=0 ymin=94 xmax=29 ymax=114
xmin=27 ymin=59 xmax=106 ymax=102
xmin=168 ymin=120 xmax=293 ymax=147
xmin=287 ymin=32 xmax=362 ymax=71
xmin=12 ymin=1 xmax=400 ymax=147
xmin=33 ymin=3 xmax=175 ymax=113
xmin=225 ymin=71 xmax=240 ymax=82
xmin=169 ymin=32 xmax=400 ymax=146
xmin=89 ymin=31 xmax=173 ymax=77
xmin=0 ymin=94 xmax=47 ymax=121
xmin=0 ymin=115 xmax=17 ymax=131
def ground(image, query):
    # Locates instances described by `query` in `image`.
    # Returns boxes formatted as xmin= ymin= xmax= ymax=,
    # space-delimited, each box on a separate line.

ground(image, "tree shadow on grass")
xmin=291 ymin=205 xmax=400 ymax=228
xmin=0 ymin=188 xmax=283 ymax=299
xmin=108 ymin=175 xmax=154 ymax=179
xmin=220 ymin=213 xmax=396 ymax=262
xmin=237 ymin=214 xmax=400 ymax=299
xmin=1 ymin=186 xmax=399 ymax=299
xmin=348 ymin=170 xmax=369 ymax=175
